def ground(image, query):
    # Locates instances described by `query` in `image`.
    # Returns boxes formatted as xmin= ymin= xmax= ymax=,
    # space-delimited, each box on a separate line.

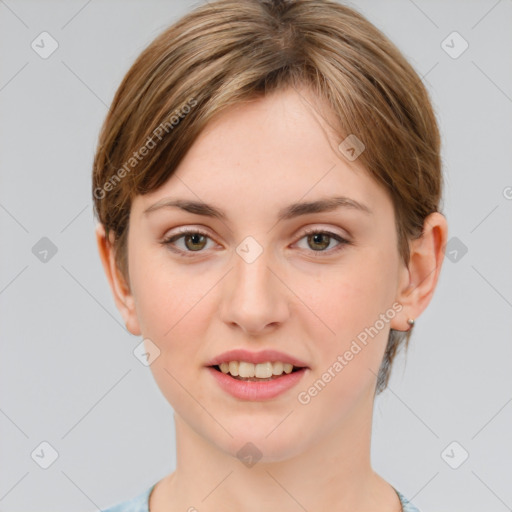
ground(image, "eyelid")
xmin=164 ymin=226 xmax=213 ymax=238
xmin=299 ymin=225 xmax=350 ymax=241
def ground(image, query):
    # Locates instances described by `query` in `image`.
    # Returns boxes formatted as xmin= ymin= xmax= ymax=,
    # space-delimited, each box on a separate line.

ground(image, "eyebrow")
xmin=143 ymin=195 xmax=373 ymax=220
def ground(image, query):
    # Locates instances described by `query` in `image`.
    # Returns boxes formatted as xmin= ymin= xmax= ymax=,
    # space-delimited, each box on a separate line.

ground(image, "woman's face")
xmin=124 ymin=86 xmax=408 ymax=461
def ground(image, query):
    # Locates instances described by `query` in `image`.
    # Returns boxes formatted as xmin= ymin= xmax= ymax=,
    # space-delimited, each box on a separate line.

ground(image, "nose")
xmin=219 ymin=247 xmax=290 ymax=335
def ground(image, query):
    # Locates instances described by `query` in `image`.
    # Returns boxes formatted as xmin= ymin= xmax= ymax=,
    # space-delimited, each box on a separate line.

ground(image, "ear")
xmin=95 ymin=223 xmax=141 ymax=336
xmin=390 ymin=212 xmax=448 ymax=331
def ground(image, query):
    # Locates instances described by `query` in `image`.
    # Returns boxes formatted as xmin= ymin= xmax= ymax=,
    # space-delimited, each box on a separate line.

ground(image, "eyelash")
xmin=161 ymin=227 xmax=350 ymax=258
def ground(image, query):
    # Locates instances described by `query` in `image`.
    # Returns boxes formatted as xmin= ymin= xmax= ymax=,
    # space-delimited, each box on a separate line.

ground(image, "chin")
xmin=216 ymin=425 xmax=310 ymax=464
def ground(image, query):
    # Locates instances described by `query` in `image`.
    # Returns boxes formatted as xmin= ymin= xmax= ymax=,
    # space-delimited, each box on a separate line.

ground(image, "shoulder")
xmin=394 ymin=488 xmax=422 ymax=512
xmin=103 ymin=484 xmax=156 ymax=512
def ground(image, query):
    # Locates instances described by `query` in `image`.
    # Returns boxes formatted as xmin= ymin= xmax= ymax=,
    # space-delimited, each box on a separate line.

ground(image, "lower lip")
xmin=206 ymin=366 xmax=308 ymax=401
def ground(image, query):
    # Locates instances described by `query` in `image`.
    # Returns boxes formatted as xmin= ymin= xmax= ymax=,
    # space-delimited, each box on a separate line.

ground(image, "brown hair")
xmin=92 ymin=0 xmax=444 ymax=393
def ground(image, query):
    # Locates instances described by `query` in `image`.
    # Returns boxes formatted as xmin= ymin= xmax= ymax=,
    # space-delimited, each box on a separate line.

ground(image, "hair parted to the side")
xmin=92 ymin=0 xmax=444 ymax=394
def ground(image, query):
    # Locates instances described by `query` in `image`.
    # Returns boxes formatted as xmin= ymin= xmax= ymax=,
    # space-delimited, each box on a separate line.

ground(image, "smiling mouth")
xmin=210 ymin=364 xmax=304 ymax=381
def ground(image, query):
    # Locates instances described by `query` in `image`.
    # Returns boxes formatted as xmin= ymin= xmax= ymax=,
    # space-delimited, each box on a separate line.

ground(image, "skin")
xmin=96 ymin=85 xmax=448 ymax=512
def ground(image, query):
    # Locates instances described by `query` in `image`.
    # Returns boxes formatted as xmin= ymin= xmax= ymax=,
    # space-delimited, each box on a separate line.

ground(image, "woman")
xmin=93 ymin=0 xmax=448 ymax=510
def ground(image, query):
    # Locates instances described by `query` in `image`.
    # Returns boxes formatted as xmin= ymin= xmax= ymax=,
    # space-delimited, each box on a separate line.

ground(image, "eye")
xmin=295 ymin=228 xmax=350 ymax=255
xmin=161 ymin=227 xmax=351 ymax=258
xmin=162 ymin=229 xmax=215 ymax=257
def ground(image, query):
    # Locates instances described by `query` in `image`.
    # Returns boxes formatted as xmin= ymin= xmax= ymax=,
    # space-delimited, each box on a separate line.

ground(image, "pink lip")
xmin=204 ymin=348 xmax=309 ymax=368
xmin=206 ymin=366 xmax=308 ymax=401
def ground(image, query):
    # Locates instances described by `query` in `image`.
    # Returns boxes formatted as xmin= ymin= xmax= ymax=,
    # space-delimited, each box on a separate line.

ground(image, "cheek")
xmin=304 ymin=249 xmax=397 ymax=332
xmin=129 ymin=241 xmax=202 ymax=335
xmin=130 ymin=253 xmax=215 ymax=407
xmin=133 ymin=269 xmax=210 ymax=350
xmin=299 ymin=249 xmax=398 ymax=389
xmin=129 ymin=244 xmax=228 ymax=367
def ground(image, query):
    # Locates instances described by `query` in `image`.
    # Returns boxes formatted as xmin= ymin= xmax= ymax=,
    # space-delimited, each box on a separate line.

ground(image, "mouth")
xmin=206 ymin=360 xmax=309 ymax=400
xmin=209 ymin=363 xmax=306 ymax=382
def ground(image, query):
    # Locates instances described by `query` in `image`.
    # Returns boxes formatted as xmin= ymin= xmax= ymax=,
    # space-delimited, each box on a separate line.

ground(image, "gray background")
xmin=1 ymin=0 xmax=511 ymax=511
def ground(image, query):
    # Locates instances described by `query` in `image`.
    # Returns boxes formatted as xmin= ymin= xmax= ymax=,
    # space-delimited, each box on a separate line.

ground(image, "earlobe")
xmin=391 ymin=212 xmax=448 ymax=332
xmin=95 ymin=223 xmax=141 ymax=336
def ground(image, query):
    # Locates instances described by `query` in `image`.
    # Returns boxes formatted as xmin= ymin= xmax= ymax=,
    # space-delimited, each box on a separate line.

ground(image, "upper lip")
xmin=205 ymin=349 xmax=309 ymax=368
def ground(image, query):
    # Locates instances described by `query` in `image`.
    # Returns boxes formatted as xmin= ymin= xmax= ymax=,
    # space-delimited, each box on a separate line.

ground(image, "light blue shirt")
xmin=103 ymin=483 xmax=422 ymax=511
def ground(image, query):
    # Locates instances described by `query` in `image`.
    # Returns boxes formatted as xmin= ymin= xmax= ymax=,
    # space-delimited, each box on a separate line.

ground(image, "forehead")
xmin=133 ymin=87 xmax=390 ymax=219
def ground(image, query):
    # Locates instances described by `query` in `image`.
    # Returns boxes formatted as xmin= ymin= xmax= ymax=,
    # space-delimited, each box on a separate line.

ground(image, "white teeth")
xmin=255 ymin=362 xmax=273 ymax=378
xmin=239 ymin=361 xmax=255 ymax=378
xmin=218 ymin=361 xmax=295 ymax=378
xmin=228 ymin=361 xmax=238 ymax=376
xmin=272 ymin=361 xmax=284 ymax=375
